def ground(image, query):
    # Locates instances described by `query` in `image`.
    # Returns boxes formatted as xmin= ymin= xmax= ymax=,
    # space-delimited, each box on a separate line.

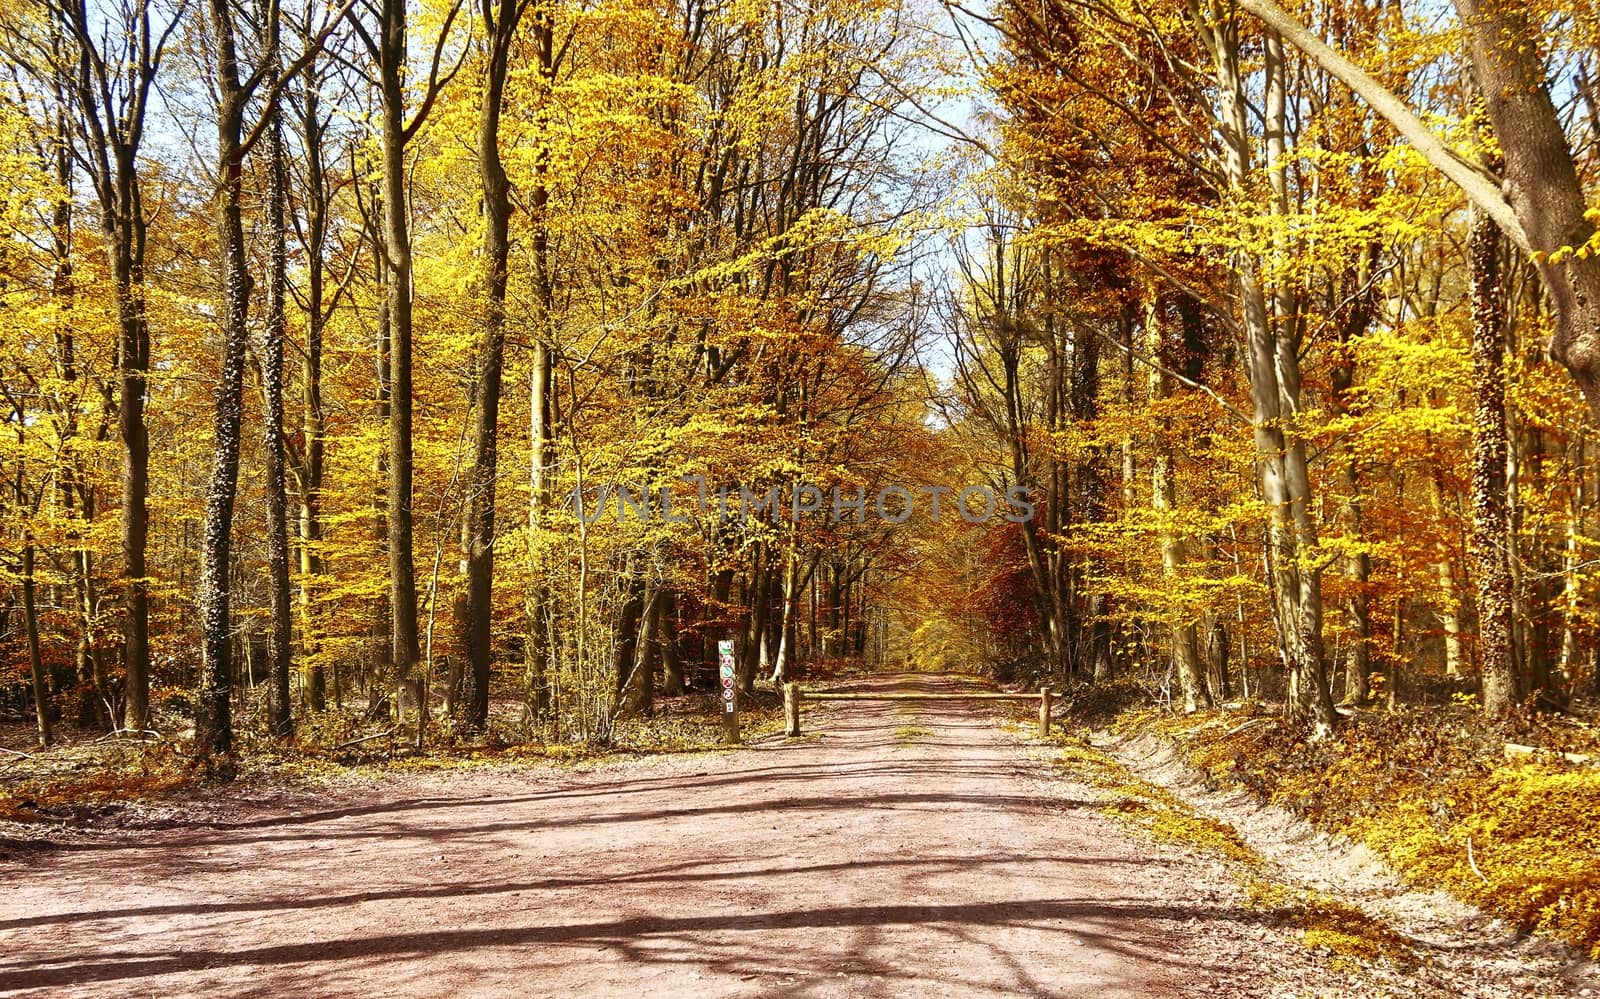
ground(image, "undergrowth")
xmin=1053 ymin=735 xmax=1413 ymax=966
xmin=0 ymin=690 xmax=784 ymax=825
xmin=1116 ymin=706 xmax=1600 ymax=961
xmin=0 ymin=739 xmax=195 ymax=824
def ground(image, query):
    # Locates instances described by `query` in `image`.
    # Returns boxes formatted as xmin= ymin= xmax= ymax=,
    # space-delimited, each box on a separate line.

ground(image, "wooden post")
xmin=784 ymin=682 xmax=801 ymax=737
xmin=1038 ymin=685 xmax=1052 ymax=738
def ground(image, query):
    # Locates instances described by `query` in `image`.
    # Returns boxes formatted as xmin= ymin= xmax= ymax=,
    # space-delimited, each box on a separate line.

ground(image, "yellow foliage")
xmin=1131 ymin=710 xmax=1600 ymax=961
xmin=1054 ymin=735 xmax=1415 ymax=965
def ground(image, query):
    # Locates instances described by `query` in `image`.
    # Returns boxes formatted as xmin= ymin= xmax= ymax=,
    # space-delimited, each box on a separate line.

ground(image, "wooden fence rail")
xmin=783 ymin=684 xmax=1054 ymax=739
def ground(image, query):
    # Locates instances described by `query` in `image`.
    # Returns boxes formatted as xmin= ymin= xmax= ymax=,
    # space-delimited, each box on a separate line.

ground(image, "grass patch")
xmin=1054 ymin=735 xmax=1414 ymax=966
xmin=1057 ymin=739 xmax=1257 ymax=865
xmin=1119 ymin=707 xmax=1600 ymax=960
xmin=1244 ymin=879 xmax=1412 ymax=964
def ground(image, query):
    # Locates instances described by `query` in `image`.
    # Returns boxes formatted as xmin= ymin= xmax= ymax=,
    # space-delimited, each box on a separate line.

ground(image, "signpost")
xmin=717 ymin=639 xmax=740 ymax=744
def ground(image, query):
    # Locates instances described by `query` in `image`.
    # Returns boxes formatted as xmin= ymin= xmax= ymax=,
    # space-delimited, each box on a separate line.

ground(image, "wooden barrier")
xmin=785 ymin=683 xmax=1053 ymax=739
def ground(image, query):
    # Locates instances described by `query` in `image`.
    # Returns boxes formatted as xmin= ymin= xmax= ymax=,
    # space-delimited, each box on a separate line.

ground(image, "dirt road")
xmin=0 ymin=674 xmax=1378 ymax=996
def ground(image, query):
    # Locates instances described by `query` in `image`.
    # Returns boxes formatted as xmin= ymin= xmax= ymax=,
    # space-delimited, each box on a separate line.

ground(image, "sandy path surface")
xmin=0 ymin=674 xmax=1282 ymax=997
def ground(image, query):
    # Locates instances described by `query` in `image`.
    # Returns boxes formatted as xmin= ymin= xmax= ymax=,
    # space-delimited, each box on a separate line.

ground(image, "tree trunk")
xmin=1429 ymin=473 xmax=1465 ymax=681
xmin=1148 ymin=296 xmax=1209 ymax=713
xmin=1205 ymin=13 xmax=1336 ymax=736
xmin=659 ymin=590 xmax=685 ymax=695
xmin=1329 ymin=245 xmax=1376 ymax=706
xmin=1453 ymin=0 xmax=1600 ymax=416
xmin=261 ymin=86 xmax=294 ymax=740
xmin=612 ymin=575 xmax=649 ymax=716
xmin=44 ymin=87 xmax=111 ymax=730
xmin=49 ymin=0 xmax=162 ymax=736
xmin=1337 ymin=502 xmax=1372 ymax=702
xmin=1558 ymin=440 xmax=1585 ymax=693
xmin=295 ymin=49 xmax=330 ymax=713
xmin=1437 ymin=560 xmax=1465 ymax=681
xmin=739 ymin=557 xmax=769 ymax=695
xmin=23 ymin=536 xmax=52 ymax=747
xmin=825 ymin=562 xmax=841 ymax=657
xmin=619 ymin=584 xmax=659 ymax=718
xmin=1156 ymin=453 xmax=1208 ymax=713
xmin=524 ymin=6 xmax=557 ymax=720
xmin=75 ymin=539 xmax=108 ymax=726
xmin=368 ymin=194 xmax=392 ymax=711
xmin=771 ymin=548 xmax=798 ymax=684
xmin=115 ymin=214 xmax=151 ymax=737
xmin=1509 ymin=379 xmax=1560 ymax=705
xmin=378 ymin=0 xmax=422 ymax=715
xmin=196 ymin=0 xmax=255 ymax=766
xmin=1206 ymin=618 xmax=1231 ymax=702
xmin=1469 ymin=205 xmax=1518 ymax=718
xmin=459 ymin=0 xmax=524 ymax=732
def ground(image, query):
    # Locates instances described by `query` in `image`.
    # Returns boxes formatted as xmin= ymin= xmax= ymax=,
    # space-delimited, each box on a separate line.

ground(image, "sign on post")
xmin=718 ymin=639 xmax=740 ymax=744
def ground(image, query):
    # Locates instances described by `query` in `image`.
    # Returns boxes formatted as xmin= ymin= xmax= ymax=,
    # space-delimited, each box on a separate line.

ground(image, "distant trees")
xmin=2 ymin=0 xmax=1597 ymax=750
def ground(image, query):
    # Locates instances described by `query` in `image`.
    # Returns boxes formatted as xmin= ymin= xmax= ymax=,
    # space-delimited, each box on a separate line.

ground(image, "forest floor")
xmin=0 ymin=672 xmax=1594 ymax=998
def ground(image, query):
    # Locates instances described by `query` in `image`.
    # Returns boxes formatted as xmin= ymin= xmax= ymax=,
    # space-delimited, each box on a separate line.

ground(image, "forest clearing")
xmin=4 ymin=0 xmax=1600 ymax=992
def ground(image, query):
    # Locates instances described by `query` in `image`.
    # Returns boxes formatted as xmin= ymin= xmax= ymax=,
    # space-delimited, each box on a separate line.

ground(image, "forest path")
xmin=3 ymin=673 xmax=1275 ymax=997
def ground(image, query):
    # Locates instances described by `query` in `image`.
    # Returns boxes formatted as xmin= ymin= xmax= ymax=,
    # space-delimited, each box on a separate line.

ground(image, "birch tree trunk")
xmin=525 ymin=5 xmax=557 ymax=719
xmin=771 ymin=542 xmax=799 ymax=684
xmin=1428 ymin=473 xmax=1465 ymax=681
xmin=1203 ymin=8 xmax=1336 ymax=736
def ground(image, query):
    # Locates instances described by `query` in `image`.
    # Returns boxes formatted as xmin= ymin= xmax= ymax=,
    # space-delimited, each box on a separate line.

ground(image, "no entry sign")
xmin=718 ymin=639 xmax=740 ymax=743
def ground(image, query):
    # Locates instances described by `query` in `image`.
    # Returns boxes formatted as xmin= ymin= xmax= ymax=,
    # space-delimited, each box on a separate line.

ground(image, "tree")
xmin=260 ymin=18 xmax=293 ymax=739
xmin=40 ymin=0 xmax=180 ymax=735
xmin=1240 ymin=0 xmax=1600 ymax=418
xmin=1470 ymin=204 xmax=1517 ymax=717
xmin=196 ymin=0 xmax=352 ymax=763
xmin=283 ymin=9 xmax=353 ymax=712
xmin=195 ymin=0 xmax=267 ymax=764
xmin=352 ymin=0 xmax=462 ymax=736
xmin=457 ymin=0 xmax=530 ymax=732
